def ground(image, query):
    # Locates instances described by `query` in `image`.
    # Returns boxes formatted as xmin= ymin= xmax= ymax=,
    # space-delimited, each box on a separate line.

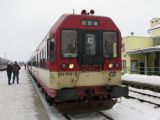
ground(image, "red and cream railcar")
xmin=28 ymin=10 xmax=128 ymax=113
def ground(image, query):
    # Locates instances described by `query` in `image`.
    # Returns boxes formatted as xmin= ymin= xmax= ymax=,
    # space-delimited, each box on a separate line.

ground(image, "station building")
xmin=122 ymin=18 xmax=160 ymax=75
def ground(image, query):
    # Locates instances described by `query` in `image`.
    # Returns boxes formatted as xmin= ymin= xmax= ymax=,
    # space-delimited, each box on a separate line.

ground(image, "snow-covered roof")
xmin=148 ymin=24 xmax=160 ymax=31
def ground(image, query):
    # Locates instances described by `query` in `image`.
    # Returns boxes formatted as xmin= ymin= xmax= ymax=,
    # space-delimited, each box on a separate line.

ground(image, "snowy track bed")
xmin=128 ymin=88 xmax=160 ymax=107
xmin=129 ymin=87 xmax=160 ymax=97
xmin=126 ymin=87 xmax=160 ymax=107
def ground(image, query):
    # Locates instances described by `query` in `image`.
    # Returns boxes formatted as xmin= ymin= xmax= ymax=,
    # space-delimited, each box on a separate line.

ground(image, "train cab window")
xmin=50 ymin=37 xmax=55 ymax=61
xmin=61 ymin=30 xmax=77 ymax=57
xmin=103 ymin=32 xmax=118 ymax=57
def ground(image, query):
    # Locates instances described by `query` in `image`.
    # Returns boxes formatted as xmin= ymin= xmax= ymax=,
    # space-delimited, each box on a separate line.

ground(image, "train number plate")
xmin=58 ymin=72 xmax=79 ymax=76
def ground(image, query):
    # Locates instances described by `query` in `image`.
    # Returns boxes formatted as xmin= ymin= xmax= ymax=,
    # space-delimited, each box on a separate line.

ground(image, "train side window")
xmin=103 ymin=32 xmax=118 ymax=57
xmin=61 ymin=30 xmax=77 ymax=57
xmin=50 ymin=37 xmax=55 ymax=61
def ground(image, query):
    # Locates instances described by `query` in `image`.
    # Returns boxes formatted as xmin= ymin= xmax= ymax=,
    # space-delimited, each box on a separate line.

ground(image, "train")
xmin=28 ymin=10 xmax=128 ymax=113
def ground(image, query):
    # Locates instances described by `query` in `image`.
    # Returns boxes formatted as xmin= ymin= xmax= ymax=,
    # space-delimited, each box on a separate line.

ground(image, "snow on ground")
xmin=31 ymin=75 xmax=66 ymax=120
xmin=122 ymin=74 xmax=160 ymax=86
xmin=0 ymin=68 xmax=38 ymax=120
xmin=103 ymin=97 xmax=160 ymax=120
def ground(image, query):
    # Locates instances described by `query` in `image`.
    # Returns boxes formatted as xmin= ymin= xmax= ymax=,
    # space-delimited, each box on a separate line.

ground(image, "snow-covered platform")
xmin=122 ymin=74 xmax=160 ymax=91
xmin=0 ymin=68 xmax=49 ymax=120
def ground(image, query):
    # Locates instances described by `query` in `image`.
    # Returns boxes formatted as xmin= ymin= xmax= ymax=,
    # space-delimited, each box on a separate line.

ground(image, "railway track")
xmin=122 ymin=80 xmax=160 ymax=92
xmin=63 ymin=114 xmax=71 ymax=120
xmin=98 ymin=111 xmax=114 ymax=120
xmin=129 ymin=89 xmax=160 ymax=99
xmin=127 ymin=89 xmax=160 ymax=108
xmin=127 ymin=96 xmax=160 ymax=108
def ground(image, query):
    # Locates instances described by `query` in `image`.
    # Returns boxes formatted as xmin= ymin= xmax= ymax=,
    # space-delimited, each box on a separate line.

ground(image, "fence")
xmin=122 ymin=67 xmax=160 ymax=75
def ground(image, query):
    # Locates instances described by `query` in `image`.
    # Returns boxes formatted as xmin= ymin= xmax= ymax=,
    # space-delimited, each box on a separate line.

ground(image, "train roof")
xmin=49 ymin=14 xmax=119 ymax=36
xmin=30 ymin=13 xmax=120 ymax=59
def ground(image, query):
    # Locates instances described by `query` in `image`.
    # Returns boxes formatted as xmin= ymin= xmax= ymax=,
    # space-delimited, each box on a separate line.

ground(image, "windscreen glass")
xmin=61 ymin=30 xmax=77 ymax=57
xmin=103 ymin=32 xmax=118 ymax=57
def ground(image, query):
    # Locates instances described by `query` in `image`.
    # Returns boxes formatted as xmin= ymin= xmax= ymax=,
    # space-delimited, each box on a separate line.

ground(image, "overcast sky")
xmin=0 ymin=0 xmax=159 ymax=62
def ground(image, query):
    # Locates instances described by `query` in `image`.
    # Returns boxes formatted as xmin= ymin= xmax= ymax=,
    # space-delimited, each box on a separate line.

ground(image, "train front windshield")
xmin=61 ymin=29 xmax=118 ymax=59
xmin=103 ymin=32 xmax=118 ymax=58
xmin=61 ymin=30 xmax=78 ymax=58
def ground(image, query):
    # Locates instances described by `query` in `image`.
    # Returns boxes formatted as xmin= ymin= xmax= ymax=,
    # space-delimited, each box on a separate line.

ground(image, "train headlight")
xmin=69 ymin=64 xmax=74 ymax=69
xmin=108 ymin=63 xmax=113 ymax=69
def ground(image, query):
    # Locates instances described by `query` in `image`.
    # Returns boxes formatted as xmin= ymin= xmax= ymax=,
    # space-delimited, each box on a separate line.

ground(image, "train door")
xmin=78 ymin=30 xmax=104 ymax=65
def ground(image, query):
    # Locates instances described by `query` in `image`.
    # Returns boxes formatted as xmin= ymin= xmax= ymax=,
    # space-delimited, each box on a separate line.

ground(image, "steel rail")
xmin=63 ymin=114 xmax=72 ymax=120
xmin=98 ymin=112 xmax=114 ymax=120
xmin=126 ymin=95 xmax=160 ymax=108
xmin=129 ymin=89 xmax=160 ymax=99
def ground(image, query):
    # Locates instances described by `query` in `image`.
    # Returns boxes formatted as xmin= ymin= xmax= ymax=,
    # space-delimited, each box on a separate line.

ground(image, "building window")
xmin=122 ymin=60 xmax=126 ymax=69
xmin=131 ymin=60 xmax=138 ymax=72
xmin=153 ymin=37 xmax=160 ymax=46
xmin=122 ymin=43 xmax=125 ymax=52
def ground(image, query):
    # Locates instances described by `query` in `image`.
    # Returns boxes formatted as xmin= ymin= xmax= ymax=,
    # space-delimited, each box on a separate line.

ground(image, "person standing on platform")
xmin=12 ymin=61 xmax=21 ymax=84
xmin=0 ymin=62 xmax=13 ymax=85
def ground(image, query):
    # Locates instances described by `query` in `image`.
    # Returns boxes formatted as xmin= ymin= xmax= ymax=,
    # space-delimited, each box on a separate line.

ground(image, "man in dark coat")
xmin=0 ymin=62 xmax=13 ymax=85
xmin=12 ymin=61 xmax=21 ymax=84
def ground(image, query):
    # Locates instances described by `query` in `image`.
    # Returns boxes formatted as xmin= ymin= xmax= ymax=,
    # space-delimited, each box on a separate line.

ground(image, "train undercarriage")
xmin=45 ymin=86 xmax=128 ymax=113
